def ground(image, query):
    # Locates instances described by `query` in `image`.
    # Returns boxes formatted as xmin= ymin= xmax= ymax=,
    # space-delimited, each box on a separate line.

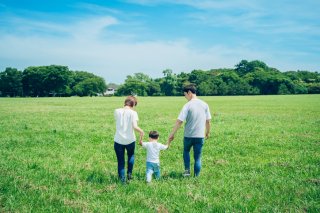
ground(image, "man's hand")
xmin=168 ymin=120 xmax=183 ymax=143
xmin=168 ymin=134 xmax=174 ymax=142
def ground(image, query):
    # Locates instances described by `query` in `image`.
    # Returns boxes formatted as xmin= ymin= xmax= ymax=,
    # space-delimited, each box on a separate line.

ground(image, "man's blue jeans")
xmin=183 ymin=137 xmax=204 ymax=177
xmin=146 ymin=162 xmax=161 ymax=183
xmin=114 ymin=141 xmax=135 ymax=181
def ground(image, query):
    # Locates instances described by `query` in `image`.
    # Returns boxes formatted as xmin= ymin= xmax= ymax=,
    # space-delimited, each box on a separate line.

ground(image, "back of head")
xmin=124 ymin=96 xmax=138 ymax=107
xmin=183 ymin=84 xmax=197 ymax=94
xmin=149 ymin=130 xmax=159 ymax=140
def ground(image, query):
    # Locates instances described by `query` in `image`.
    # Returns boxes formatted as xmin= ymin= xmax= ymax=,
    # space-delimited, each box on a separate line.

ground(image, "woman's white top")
xmin=114 ymin=108 xmax=138 ymax=145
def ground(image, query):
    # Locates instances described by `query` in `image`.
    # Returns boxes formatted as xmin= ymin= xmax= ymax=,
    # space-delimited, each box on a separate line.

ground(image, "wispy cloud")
xmin=124 ymin=0 xmax=256 ymax=9
xmin=75 ymin=3 xmax=122 ymax=15
xmin=125 ymin=0 xmax=320 ymax=36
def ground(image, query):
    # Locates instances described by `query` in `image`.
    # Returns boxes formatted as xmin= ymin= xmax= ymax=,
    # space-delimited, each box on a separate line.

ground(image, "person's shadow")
xmin=108 ymin=170 xmax=184 ymax=184
xmin=160 ymin=171 xmax=184 ymax=180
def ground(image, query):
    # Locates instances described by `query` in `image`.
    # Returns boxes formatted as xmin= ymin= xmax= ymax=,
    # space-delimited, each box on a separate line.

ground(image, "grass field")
xmin=0 ymin=95 xmax=319 ymax=212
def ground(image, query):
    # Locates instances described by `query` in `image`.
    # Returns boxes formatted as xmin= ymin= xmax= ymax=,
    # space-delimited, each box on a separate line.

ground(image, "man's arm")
xmin=168 ymin=119 xmax=183 ymax=142
xmin=205 ymin=119 xmax=211 ymax=139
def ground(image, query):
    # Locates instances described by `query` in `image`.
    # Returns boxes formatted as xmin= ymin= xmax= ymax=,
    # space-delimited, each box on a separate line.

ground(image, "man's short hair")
xmin=183 ymin=84 xmax=197 ymax=94
xmin=124 ymin=96 xmax=137 ymax=107
xmin=149 ymin=130 xmax=159 ymax=139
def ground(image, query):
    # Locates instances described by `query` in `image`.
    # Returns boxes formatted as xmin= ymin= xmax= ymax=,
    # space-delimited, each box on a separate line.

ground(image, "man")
xmin=168 ymin=84 xmax=211 ymax=177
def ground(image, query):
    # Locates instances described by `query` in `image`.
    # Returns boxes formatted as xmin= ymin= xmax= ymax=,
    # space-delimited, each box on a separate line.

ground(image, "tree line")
xmin=0 ymin=60 xmax=319 ymax=97
xmin=116 ymin=60 xmax=320 ymax=96
xmin=0 ymin=65 xmax=106 ymax=97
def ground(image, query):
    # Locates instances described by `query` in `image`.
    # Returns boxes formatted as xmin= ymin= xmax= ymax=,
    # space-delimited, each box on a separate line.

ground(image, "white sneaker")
xmin=183 ymin=170 xmax=190 ymax=177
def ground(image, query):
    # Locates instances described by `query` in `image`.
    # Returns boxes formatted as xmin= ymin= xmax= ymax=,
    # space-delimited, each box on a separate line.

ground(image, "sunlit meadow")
xmin=0 ymin=95 xmax=319 ymax=212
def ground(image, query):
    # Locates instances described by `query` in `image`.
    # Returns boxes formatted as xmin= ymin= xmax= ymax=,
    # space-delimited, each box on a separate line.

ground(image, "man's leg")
xmin=114 ymin=142 xmax=125 ymax=182
xmin=193 ymin=138 xmax=204 ymax=177
xmin=183 ymin=137 xmax=192 ymax=176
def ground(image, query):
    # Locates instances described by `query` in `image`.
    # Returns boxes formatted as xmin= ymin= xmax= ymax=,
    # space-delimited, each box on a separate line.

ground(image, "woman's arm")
xmin=205 ymin=119 xmax=211 ymax=139
xmin=133 ymin=121 xmax=144 ymax=143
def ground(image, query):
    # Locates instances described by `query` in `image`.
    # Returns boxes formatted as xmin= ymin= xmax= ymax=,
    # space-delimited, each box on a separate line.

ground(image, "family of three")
xmin=113 ymin=84 xmax=212 ymax=183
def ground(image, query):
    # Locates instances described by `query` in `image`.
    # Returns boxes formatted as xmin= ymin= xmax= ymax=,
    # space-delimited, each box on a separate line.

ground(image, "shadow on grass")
xmin=162 ymin=171 xmax=184 ymax=180
xmin=106 ymin=170 xmax=185 ymax=184
xmin=88 ymin=170 xmax=187 ymax=186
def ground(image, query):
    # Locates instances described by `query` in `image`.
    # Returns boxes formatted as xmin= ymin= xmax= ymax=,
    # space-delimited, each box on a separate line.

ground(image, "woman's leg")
xmin=126 ymin=142 xmax=135 ymax=179
xmin=114 ymin=142 xmax=125 ymax=182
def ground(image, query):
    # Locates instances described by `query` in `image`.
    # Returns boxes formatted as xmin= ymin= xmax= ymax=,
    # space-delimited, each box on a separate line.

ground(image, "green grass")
xmin=0 ymin=95 xmax=319 ymax=212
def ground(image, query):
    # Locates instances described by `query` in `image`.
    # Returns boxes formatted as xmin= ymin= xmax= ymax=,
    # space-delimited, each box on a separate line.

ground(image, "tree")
xmin=146 ymin=80 xmax=161 ymax=96
xmin=115 ymin=73 xmax=153 ymax=96
xmin=42 ymin=65 xmax=72 ymax=96
xmin=22 ymin=66 xmax=46 ymax=97
xmin=70 ymin=71 xmax=106 ymax=96
xmin=278 ymin=84 xmax=290 ymax=94
xmin=292 ymin=82 xmax=308 ymax=94
xmin=307 ymin=83 xmax=320 ymax=94
xmin=22 ymin=65 xmax=73 ymax=97
xmin=235 ymin=60 xmax=268 ymax=76
xmin=198 ymin=81 xmax=213 ymax=96
xmin=0 ymin=67 xmax=23 ymax=97
xmin=160 ymin=69 xmax=177 ymax=96
xmin=176 ymin=72 xmax=190 ymax=94
xmin=73 ymin=77 xmax=106 ymax=96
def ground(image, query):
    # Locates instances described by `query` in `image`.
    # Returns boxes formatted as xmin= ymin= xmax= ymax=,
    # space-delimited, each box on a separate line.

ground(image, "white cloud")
xmin=0 ymin=27 xmax=267 ymax=83
xmin=1 ymin=3 xmax=319 ymax=84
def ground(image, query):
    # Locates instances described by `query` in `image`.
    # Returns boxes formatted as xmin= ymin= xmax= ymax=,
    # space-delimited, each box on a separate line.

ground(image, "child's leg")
xmin=146 ymin=162 xmax=154 ymax=183
xmin=153 ymin=163 xmax=161 ymax=180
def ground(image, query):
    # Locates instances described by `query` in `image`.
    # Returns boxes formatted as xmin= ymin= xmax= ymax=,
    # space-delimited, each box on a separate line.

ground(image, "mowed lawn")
xmin=0 ymin=95 xmax=319 ymax=212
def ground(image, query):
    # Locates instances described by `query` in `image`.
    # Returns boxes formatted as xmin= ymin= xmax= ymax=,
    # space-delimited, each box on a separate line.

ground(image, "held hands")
xmin=139 ymin=131 xmax=144 ymax=145
xmin=168 ymin=133 xmax=174 ymax=142
xmin=167 ymin=140 xmax=172 ymax=148
xmin=205 ymin=132 xmax=210 ymax=139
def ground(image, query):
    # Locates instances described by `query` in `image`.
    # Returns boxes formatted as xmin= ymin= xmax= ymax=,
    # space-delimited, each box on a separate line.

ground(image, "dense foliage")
xmin=0 ymin=60 xmax=319 ymax=97
xmin=116 ymin=60 xmax=319 ymax=96
xmin=0 ymin=65 xmax=106 ymax=97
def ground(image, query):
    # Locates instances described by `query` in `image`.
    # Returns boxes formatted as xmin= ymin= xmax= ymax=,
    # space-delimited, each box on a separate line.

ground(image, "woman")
xmin=114 ymin=96 xmax=144 ymax=183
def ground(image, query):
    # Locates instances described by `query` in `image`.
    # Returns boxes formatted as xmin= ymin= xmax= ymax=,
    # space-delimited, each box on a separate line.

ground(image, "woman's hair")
xmin=149 ymin=130 xmax=159 ymax=139
xmin=124 ymin=96 xmax=137 ymax=107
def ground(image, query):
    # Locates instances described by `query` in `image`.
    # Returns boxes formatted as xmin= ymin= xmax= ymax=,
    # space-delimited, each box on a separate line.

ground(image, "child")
xmin=139 ymin=130 xmax=170 ymax=183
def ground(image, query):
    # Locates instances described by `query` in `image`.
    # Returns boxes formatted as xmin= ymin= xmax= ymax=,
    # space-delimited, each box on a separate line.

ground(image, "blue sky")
xmin=0 ymin=0 xmax=319 ymax=83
